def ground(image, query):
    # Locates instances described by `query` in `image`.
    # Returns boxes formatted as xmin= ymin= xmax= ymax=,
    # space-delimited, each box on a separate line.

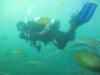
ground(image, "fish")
xmin=0 ymin=57 xmax=5 ymax=64
xmin=0 ymin=34 xmax=7 ymax=41
xmin=12 ymin=48 xmax=28 ymax=57
xmin=0 ymin=72 xmax=11 ymax=75
xmin=24 ymin=60 xmax=40 ymax=65
xmin=54 ymin=0 xmax=65 ymax=9
xmin=71 ymin=38 xmax=100 ymax=54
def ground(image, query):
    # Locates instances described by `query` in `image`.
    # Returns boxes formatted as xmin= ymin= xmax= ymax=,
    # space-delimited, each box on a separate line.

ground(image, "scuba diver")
xmin=17 ymin=2 xmax=97 ymax=52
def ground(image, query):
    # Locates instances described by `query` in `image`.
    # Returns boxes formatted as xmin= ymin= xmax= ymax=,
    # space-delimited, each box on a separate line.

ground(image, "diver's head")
xmin=17 ymin=21 xmax=26 ymax=31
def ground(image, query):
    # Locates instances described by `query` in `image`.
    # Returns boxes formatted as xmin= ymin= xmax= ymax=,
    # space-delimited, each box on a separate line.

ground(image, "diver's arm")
xmin=19 ymin=32 xmax=30 ymax=42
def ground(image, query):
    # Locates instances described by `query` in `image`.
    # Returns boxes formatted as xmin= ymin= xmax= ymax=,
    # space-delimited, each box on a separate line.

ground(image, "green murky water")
xmin=0 ymin=0 xmax=100 ymax=75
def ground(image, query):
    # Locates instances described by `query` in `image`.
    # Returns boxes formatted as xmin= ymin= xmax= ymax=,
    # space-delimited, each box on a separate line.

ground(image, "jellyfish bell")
xmin=74 ymin=51 xmax=100 ymax=72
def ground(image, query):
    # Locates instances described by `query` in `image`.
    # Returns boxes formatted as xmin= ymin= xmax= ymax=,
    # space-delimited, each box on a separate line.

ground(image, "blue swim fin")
xmin=69 ymin=2 xmax=97 ymax=26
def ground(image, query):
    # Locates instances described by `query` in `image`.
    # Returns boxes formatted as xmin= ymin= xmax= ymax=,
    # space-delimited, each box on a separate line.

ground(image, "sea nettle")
xmin=74 ymin=51 xmax=100 ymax=72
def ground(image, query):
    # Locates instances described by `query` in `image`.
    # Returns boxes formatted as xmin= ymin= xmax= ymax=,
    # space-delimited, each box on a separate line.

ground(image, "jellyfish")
xmin=74 ymin=51 xmax=100 ymax=72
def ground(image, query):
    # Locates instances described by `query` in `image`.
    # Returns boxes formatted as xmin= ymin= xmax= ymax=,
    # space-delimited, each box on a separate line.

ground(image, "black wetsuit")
xmin=17 ymin=20 xmax=77 ymax=51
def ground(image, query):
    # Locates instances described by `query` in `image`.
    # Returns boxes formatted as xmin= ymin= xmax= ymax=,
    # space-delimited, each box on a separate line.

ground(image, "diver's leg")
xmin=53 ymin=29 xmax=76 ymax=49
xmin=53 ymin=2 xmax=97 ymax=49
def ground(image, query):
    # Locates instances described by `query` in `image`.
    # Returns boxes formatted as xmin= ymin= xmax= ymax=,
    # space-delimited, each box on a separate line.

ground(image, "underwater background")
xmin=0 ymin=0 xmax=100 ymax=75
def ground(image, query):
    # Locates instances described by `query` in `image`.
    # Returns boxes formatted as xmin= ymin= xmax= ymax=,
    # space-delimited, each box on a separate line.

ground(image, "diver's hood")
xmin=34 ymin=17 xmax=55 ymax=35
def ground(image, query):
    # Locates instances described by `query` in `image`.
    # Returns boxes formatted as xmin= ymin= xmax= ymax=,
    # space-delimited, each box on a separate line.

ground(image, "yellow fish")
xmin=0 ymin=59 xmax=5 ymax=64
xmin=83 ymin=38 xmax=97 ymax=46
xmin=12 ymin=48 xmax=27 ymax=57
xmin=54 ymin=0 xmax=65 ymax=9
xmin=80 ymin=38 xmax=100 ymax=52
xmin=0 ymin=56 xmax=6 ymax=64
xmin=24 ymin=60 xmax=40 ymax=65
xmin=0 ymin=72 xmax=11 ymax=75
xmin=77 ymin=71 xmax=97 ymax=75
xmin=0 ymin=34 xmax=7 ymax=41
